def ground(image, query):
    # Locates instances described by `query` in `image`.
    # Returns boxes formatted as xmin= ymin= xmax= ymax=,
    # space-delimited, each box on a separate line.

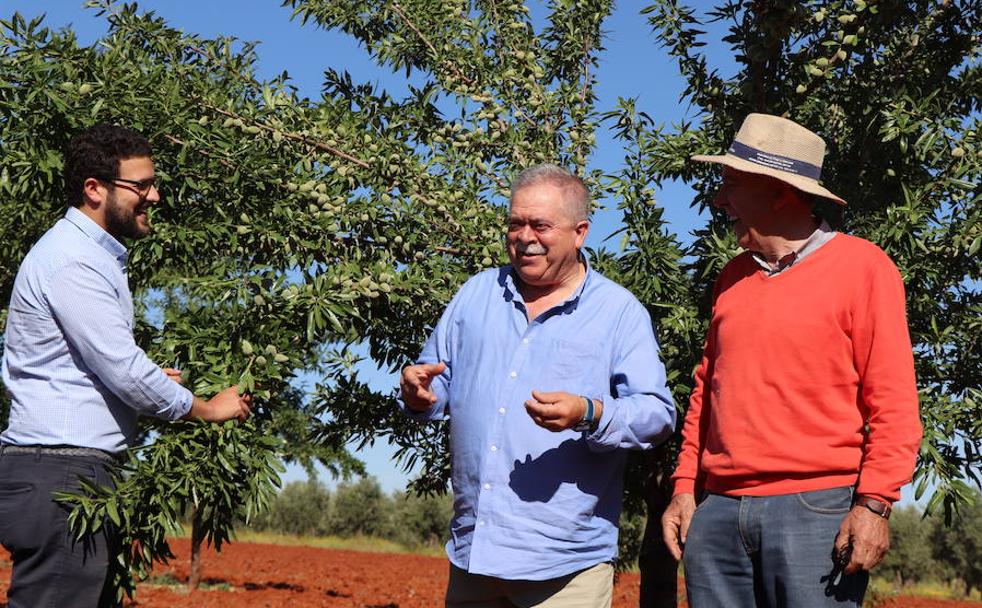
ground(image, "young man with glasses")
xmin=0 ymin=123 xmax=251 ymax=607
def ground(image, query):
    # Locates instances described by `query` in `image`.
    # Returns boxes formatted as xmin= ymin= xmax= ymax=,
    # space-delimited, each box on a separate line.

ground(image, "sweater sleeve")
xmin=670 ymin=332 xmax=714 ymax=496
xmin=670 ymin=267 xmax=731 ymax=497
xmin=851 ymin=250 xmax=922 ymax=504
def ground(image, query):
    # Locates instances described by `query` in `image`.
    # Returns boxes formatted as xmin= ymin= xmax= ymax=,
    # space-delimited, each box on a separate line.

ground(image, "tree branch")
xmin=163 ymin=134 xmax=234 ymax=170
xmin=575 ymin=36 xmax=593 ymax=163
xmin=203 ymin=104 xmax=370 ymax=169
xmin=391 ymin=1 xmax=476 ymax=87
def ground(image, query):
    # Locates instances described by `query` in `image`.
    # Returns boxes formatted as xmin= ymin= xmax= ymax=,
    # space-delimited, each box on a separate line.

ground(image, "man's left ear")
xmin=772 ymin=182 xmax=799 ymax=211
xmin=575 ymin=220 xmax=590 ymax=247
xmin=777 ymin=182 xmax=813 ymax=212
xmin=81 ymin=177 xmax=107 ymax=209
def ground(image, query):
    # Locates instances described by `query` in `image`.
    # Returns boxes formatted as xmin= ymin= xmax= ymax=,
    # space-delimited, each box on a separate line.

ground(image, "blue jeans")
xmin=683 ymin=488 xmax=868 ymax=608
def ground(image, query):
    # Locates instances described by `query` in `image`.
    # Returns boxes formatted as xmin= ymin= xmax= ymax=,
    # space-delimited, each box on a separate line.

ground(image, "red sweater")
xmin=671 ymin=234 xmax=921 ymax=503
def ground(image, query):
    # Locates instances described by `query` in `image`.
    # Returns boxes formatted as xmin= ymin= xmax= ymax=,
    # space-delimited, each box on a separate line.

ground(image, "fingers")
xmin=405 ymin=377 xmax=437 ymax=405
xmin=192 ymin=386 xmax=252 ymax=423
xmin=837 ymin=508 xmax=890 ymax=575
xmin=524 ymin=400 xmax=565 ymax=431
xmin=418 ymin=361 xmax=446 ymax=377
xmin=222 ymin=386 xmax=252 ymax=422
xmin=238 ymin=392 xmax=252 ymax=421
xmin=833 ymin=518 xmax=851 ymax=559
xmin=524 ymin=398 xmax=547 ymax=417
xmin=412 ymin=387 xmax=438 ymax=405
xmin=662 ymin=516 xmax=683 ymax=561
xmin=402 ymin=362 xmax=445 ymax=390
xmin=524 ymin=398 xmax=568 ymax=431
xmin=661 ymin=494 xmax=695 ymax=562
xmin=525 ymin=391 xmax=583 ymax=432
xmin=844 ymin=535 xmax=889 ymax=574
xmin=679 ymin=506 xmax=693 ymax=547
xmin=530 ymin=389 xmax=563 ymax=404
xmin=237 ymin=395 xmax=252 ymax=421
xmin=400 ymin=364 xmax=443 ymax=412
xmin=162 ymin=367 xmax=184 ymax=384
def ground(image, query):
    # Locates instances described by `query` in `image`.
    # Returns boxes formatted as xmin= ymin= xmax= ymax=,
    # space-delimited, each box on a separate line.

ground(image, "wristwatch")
xmin=572 ymin=396 xmax=596 ymax=432
xmin=853 ymin=495 xmax=892 ymax=519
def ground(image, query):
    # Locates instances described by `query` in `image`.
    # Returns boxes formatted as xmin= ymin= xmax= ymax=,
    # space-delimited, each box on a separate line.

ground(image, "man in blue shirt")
xmin=401 ymin=164 xmax=676 ymax=607
xmin=0 ymin=124 xmax=251 ymax=607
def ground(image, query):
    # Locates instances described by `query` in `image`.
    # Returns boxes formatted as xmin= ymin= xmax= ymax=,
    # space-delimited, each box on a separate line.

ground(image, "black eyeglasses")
xmin=94 ymin=175 xmax=158 ymax=196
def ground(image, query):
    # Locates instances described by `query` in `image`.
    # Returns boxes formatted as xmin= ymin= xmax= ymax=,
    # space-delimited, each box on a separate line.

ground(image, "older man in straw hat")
xmin=661 ymin=114 xmax=921 ymax=607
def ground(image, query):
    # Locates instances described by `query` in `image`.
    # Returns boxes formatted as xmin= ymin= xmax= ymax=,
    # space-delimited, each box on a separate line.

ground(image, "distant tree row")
xmin=251 ymin=479 xmax=982 ymax=597
xmin=880 ymin=492 xmax=982 ymax=597
xmin=247 ymin=477 xmax=453 ymax=550
xmin=247 ymin=475 xmax=653 ymax=566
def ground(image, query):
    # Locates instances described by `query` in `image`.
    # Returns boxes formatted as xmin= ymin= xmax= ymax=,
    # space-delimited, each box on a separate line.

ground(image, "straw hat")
xmin=692 ymin=113 xmax=846 ymax=205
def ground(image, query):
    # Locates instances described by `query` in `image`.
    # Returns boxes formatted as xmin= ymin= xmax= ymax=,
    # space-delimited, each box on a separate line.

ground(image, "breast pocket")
xmin=545 ymin=339 xmax=607 ymax=395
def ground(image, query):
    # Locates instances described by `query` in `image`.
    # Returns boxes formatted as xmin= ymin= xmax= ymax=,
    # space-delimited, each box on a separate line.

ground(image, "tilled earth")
xmin=1 ymin=540 xmax=979 ymax=607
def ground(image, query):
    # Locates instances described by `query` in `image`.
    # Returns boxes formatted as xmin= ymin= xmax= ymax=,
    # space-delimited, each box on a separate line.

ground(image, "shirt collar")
xmin=751 ymin=220 xmax=834 ymax=274
xmin=499 ymin=251 xmax=593 ymax=313
xmin=64 ymin=207 xmax=129 ymax=268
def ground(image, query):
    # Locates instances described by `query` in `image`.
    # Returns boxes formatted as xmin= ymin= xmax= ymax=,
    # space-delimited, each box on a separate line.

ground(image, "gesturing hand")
xmin=400 ymin=362 xmax=446 ymax=412
xmin=661 ymin=493 xmax=697 ymax=561
xmin=524 ymin=390 xmax=598 ymax=432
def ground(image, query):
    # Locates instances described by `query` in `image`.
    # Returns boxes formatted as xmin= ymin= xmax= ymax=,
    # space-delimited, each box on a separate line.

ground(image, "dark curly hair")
xmin=64 ymin=123 xmax=153 ymax=208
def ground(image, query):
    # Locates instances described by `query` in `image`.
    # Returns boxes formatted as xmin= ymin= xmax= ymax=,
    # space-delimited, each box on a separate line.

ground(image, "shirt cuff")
xmin=584 ymin=397 xmax=618 ymax=452
xmin=398 ymin=380 xmax=448 ymax=422
xmin=171 ymin=386 xmax=194 ymax=421
xmin=855 ymin=491 xmax=895 ymax=506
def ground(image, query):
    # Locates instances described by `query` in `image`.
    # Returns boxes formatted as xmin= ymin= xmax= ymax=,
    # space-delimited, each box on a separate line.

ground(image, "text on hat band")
xmin=728 ymin=140 xmax=822 ymax=180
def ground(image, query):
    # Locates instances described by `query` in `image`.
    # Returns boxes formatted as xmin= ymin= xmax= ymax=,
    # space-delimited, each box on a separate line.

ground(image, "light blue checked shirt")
xmin=1 ymin=207 xmax=193 ymax=453
xmin=403 ymin=261 xmax=675 ymax=580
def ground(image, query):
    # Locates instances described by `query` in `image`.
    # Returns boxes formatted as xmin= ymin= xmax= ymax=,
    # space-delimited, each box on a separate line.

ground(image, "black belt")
xmin=0 ymin=444 xmax=120 ymax=464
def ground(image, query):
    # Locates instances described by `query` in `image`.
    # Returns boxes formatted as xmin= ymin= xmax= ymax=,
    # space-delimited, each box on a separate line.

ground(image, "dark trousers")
xmin=0 ymin=447 xmax=118 ymax=608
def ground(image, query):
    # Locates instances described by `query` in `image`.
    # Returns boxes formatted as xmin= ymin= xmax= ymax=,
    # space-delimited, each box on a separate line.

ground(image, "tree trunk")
xmin=639 ymin=450 xmax=679 ymax=608
xmin=188 ymin=505 xmax=205 ymax=591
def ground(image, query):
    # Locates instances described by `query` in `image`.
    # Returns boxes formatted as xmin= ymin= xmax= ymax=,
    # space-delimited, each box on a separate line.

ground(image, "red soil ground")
xmin=1 ymin=540 xmax=979 ymax=607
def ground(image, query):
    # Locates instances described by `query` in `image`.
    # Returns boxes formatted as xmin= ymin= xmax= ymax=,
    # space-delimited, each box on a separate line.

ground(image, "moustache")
xmin=516 ymin=243 xmax=547 ymax=255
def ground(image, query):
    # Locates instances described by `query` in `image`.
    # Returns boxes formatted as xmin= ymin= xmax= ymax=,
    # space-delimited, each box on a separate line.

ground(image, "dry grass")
xmin=868 ymin=577 xmax=982 ymax=602
xmin=229 ymin=530 xmax=447 ymax=557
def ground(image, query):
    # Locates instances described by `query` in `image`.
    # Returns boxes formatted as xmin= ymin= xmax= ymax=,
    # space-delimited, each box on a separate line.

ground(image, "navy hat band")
xmin=728 ymin=141 xmax=822 ymax=180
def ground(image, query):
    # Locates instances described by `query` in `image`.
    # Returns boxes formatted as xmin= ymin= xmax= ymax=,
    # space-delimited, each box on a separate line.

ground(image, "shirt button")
xmin=498 ymin=408 xmax=506 ymax=414
xmin=478 ymin=520 xmax=485 ymax=527
xmin=509 ymin=371 xmax=517 ymax=378
xmin=522 ymin=338 xmax=529 ymax=345
xmin=490 ymin=445 xmax=497 ymax=452
xmin=483 ymin=483 xmax=491 ymax=490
